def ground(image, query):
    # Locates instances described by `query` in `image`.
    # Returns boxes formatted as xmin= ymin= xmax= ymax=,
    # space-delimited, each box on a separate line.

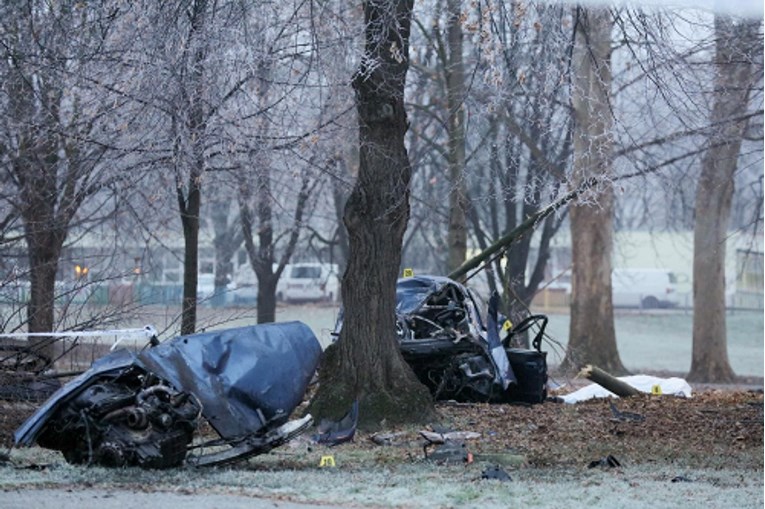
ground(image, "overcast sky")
xmin=561 ymin=0 xmax=764 ymax=18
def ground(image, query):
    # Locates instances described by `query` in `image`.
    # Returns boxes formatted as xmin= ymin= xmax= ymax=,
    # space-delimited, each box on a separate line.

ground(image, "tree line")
xmin=0 ymin=1 xmax=761 ymax=425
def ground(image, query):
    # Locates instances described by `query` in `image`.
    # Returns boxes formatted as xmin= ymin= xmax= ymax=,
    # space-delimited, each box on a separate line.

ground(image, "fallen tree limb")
xmin=579 ymin=364 xmax=640 ymax=398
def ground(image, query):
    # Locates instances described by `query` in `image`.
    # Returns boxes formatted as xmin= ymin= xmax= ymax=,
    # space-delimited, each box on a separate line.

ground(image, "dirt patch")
xmin=2 ymin=385 xmax=762 ymax=470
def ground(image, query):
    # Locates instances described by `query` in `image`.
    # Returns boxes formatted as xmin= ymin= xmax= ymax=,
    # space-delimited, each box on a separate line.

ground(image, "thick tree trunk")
xmin=26 ymin=232 xmax=63 ymax=364
xmin=18 ymin=155 xmax=64 ymax=343
xmin=688 ymin=17 xmax=760 ymax=383
xmin=26 ymin=245 xmax=60 ymax=335
xmin=256 ymin=275 xmax=278 ymax=324
xmin=310 ymin=0 xmax=434 ymax=429
xmin=445 ymin=0 xmax=468 ymax=272
xmin=561 ymin=8 xmax=626 ymax=375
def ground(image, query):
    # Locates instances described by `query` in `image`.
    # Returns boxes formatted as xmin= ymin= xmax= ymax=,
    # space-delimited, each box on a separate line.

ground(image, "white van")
xmin=611 ymin=268 xmax=679 ymax=309
xmin=278 ymin=263 xmax=340 ymax=303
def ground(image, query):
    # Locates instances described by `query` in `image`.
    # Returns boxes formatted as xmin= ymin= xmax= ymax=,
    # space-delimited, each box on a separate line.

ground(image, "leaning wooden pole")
xmin=448 ymin=178 xmax=597 ymax=281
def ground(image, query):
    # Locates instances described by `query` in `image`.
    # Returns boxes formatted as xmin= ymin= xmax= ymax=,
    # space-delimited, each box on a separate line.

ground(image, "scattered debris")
xmin=609 ymin=401 xmax=646 ymax=422
xmin=0 ymin=343 xmax=52 ymax=373
xmin=588 ymin=454 xmax=622 ymax=469
xmin=424 ymin=439 xmax=473 ymax=464
xmin=313 ymin=400 xmax=359 ymax=446
xmin=14 ymin=322 xmax=322 ymax=469
xmin=0 ymin=374 xmax=60 ymax=403
xmin=419 ymin=430 xmax=481 ymax=444
xmin=481 ymin=464 xmax=512 ymax=481
xmin=369 ymin=431 xmax=407 ymax=446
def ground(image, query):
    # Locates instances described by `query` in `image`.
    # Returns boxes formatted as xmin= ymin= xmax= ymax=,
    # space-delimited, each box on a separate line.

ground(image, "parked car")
xmin=612 ymin=268 xmax=679 ymax=309
xmin=196 ymin=273 xmax=233 ymax=306
xmin=231 ymin=267 xmax=258 ymax=304
xmin=279 ymin=263 xmax=340 ymax=303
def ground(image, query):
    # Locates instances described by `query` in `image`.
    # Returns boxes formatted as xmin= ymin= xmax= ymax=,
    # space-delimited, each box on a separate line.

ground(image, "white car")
xmin=279 ymin=263 xmax=339 ymax=303
xmin=231 ymin=267 xmax=258 ymax=304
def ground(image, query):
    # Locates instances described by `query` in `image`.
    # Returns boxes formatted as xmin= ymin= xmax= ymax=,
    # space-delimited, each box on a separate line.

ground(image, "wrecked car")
xmin=14 ymin=321 xmax=321 ymax=468
xmin=336 ymin=275 xmax=549 ymax=404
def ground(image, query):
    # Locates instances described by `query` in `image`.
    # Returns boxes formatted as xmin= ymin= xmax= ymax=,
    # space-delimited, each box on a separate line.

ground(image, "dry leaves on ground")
xmin=1 ymin=388 xmax=762 ymax=471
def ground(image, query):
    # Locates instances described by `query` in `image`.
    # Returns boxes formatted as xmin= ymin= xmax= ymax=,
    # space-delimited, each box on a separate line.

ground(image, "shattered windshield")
xmin=395 ymin=276 xmax=443 ymax=314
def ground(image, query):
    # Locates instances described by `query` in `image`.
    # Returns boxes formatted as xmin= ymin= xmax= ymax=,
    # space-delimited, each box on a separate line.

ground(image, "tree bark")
xmin=179 ymin=176 xmax=202 ymax=335
xmin=688 ymin=17 xmax=761 ymax=383
xmin=445 ymin=0 xmax=468 ymax=272
xmin=178 ymin=0 xmax=209 ymax=336
xmin=560 ymin=8 xmax=626 ymax=375
xmin=309 ymin=0 xmax=434 ymax=429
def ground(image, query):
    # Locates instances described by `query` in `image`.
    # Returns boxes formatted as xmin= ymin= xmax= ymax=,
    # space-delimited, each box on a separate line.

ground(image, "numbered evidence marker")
xmin=319 ymin=455 xmax=336 ymax=467
xmin=502 ymin=320 xmax=513 ymax=332
xmin=402 ymin=268 xmax=414 ymax=278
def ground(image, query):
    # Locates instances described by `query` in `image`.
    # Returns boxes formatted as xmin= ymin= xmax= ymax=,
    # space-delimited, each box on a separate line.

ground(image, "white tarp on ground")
xmin=559 ymin=375 xmax=693 ymax=404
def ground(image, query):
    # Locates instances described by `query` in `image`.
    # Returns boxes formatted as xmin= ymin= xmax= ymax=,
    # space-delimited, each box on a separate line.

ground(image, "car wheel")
xmin=642 ymin=296 xmax=660 ymax=309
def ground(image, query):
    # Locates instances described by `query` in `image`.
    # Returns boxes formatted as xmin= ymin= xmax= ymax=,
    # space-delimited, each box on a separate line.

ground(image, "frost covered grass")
xmin=1 ymin=446 xmax=762 ymax=508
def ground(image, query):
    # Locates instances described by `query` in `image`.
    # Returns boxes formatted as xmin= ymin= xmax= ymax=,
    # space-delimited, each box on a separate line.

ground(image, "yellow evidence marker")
xmin=319 ymin=455 xmax=336 ymax=467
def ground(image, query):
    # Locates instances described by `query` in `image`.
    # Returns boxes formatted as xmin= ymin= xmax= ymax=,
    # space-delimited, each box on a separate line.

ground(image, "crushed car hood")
xmin=140 ymin=321 xmax=321 ymax=440
xmin=15 ymin=321 xmax=322 ymax=447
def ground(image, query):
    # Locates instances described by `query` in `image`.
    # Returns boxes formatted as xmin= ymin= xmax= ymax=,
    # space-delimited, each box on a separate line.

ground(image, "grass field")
xmin=267 ymin=304 xmax=763 ymax=378
xmin=15 ymin=302 xmax=761 ymax=378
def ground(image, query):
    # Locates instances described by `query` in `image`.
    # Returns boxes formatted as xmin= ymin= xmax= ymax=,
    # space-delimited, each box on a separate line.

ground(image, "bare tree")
xmin=128 ymin=0 xmax=320 ymax=332
xmin=471 ymin=2 xmax=573 ymax=330
xmin=238 ymin=152 xmax=314 ymax=323
xmin=0 ymin=2 xmax=127 ymax=351
xmin=561 ymin=7 xmax=626 ymax=375
xmin=444 ymin=0 xmax=469 ymax=272
xmin=688 ymin=16 xmax=762 ymax=382
xmin=232 ymin=1 xmax=330 ymax=323
xmin=405 ymin=3 xmax=574 ymax=321
xmin=310 ymin=0 xmax=435 ymax=428
xmin=172 ymin=0 xmax=209 ymax=335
